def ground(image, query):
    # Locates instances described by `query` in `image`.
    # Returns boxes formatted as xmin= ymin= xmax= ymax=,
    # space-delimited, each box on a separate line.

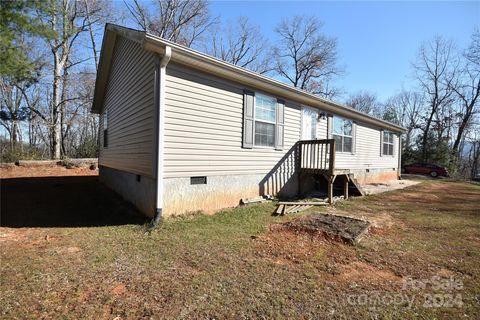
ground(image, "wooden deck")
xmin=298 ymin=139 xmax=352 ymax=203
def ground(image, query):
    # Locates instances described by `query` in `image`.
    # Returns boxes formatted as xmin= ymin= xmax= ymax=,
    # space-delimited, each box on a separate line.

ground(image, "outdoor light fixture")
xmin=318 ymin=112 xmax=327 ymax=120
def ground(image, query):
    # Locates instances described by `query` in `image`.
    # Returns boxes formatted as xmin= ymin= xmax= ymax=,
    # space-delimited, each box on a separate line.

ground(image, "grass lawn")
xmin=1 ymin=178 xmax=479 ymax=319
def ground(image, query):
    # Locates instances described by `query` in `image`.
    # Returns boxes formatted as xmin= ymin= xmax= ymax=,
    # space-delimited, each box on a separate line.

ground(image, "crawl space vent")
xmin=190 ymin=176 xmax=207 ymax=185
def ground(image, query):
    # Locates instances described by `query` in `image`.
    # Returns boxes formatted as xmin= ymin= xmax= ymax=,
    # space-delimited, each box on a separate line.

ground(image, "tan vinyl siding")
xmin=99 ymin=37 xmax=156 ymax=177
xmin=334 ymin=123 xmax=399 ymax=169
xmin=163 ymin=62 xmax=399 ymax=178
xmin=164 ymin=63 xmax=301 ymax=178
xmin=316 ymin=117 xmax=328 ymax=139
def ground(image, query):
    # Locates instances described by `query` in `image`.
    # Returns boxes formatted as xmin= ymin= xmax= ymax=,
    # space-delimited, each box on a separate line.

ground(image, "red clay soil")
xmin=0 ymin=164 xmax=98 ymax=179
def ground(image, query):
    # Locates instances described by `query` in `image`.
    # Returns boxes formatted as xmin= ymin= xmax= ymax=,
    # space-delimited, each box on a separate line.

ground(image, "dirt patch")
xmin=361 ymin=179 xmax=420 ymax=195
xmin=326 ymin=206 xmax=397 ymax=229
xmin=55 ymin=246 xmax=82 ymax=255
xmin=338 ymin=261 xmax=402 ymax=282
xmin=437 ymin=268 xmax=457 ymax=278
xmin=274 ymin=213 xmax=370 ymax=244
xmin=0 ymin=228 xmax=28 ymax=242
xmin=253 ymin=229 xmax=329 ymax=266
xmin=111 ymin=283 xmax=128 ymax=296
xmin=0 ymin=164 xmax=98 ymax=179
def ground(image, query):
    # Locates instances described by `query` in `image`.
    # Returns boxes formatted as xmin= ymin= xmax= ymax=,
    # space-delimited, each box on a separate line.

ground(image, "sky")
xmin=204 ymin=1 xmax=479 ymax=101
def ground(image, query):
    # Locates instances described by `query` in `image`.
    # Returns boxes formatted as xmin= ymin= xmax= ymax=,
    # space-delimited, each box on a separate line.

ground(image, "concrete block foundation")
xmin=99 ymin=166 xmax=156 ymax=218
xmin=350 ymin=168 xmax=399 ymax=185
xmin=99 ymin=166 xmax=398 ymax=218
xmin=162 ymin=173 xmax=299 ymax=217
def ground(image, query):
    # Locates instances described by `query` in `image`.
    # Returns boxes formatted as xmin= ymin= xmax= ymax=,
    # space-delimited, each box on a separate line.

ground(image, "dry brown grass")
xmin=1 ymin=170 xmax=479 ymax=319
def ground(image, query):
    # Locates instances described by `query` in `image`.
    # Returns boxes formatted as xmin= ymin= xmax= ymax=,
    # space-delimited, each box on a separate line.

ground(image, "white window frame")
xmin=253 ymin=93 xmax=277 ymax=148
xmin=332 ymin=116 xmax=353 ymax=153
xmin=382 ymin=131 xmax=395 ymax=156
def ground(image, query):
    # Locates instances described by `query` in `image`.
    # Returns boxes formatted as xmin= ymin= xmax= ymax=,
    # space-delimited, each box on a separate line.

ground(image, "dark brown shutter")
xmin=275 ymin=99 xmax=285 ymax=150
xmin=243 ymin=90 xmax=255 ymax=148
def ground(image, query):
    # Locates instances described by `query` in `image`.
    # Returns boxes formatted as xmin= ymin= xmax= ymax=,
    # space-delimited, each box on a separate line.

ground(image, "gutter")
xmin=153 ymin=46 xmax=172 ymax=225
xmin=143 ymin=33 xmax=406 ymax=134
xmin=93 ymin=24 xmax=406 ymax=134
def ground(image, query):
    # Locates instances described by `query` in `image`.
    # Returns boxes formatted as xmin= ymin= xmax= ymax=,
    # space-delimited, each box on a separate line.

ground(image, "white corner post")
xmin=154 ymin=46 xmax=171 ymax=223
xmin=398 ymin=134 xmax=402 ymax=180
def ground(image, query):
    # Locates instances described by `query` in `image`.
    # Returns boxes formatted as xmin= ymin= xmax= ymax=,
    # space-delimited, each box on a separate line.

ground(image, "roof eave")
xmin=143 ymin=34 xmax=406 ymax=133
xmin=92 ymin=24 xmax=406 ymax=134
xmin=91 ymin=24 xmax=145 ymax=114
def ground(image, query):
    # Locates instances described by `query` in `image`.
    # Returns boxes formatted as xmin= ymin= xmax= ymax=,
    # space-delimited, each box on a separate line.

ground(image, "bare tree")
xmin=125 ymin=0 xmax=215 ymax=47
xmin=82 ymin=0 xmax=113 ymax=69
xmin=345 ymin=91 xmax=382 ymax=116
xmin=207 ymin=16 xmax=271 ymax=74
xmin=0 ymin=80 xmax=29 ymax=151
xmin=450 ymin=30 xmax=480 ymax=162
xmin=272 ymin=15 xmax=342 ymax=98
xmin=37 ymin=0 xmax=105 ymax=159
xmin=384 ymin=90 xmax=424 ymax=150
xmin=413 ymin=36 xmax=458 ymax=161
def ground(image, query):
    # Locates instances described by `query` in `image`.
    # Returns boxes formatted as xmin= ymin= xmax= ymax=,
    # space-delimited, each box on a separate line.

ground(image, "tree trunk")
xmin=52 ymin=57 xmax=62 ymax=160
xmin=471 ymin=142 xmax=480 ymax=179
xmin=421 ymin=94 xmax=439 ymax=162
xmin=11 ymin=120 xmax=18 ymax=152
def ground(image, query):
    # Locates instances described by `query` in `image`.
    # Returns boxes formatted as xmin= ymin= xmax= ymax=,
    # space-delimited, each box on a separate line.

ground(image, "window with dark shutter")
xmin=242 ymin=90 xmax=284 ymax=150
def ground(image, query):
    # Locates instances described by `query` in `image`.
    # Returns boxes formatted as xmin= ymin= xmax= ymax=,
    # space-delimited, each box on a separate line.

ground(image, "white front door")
xmin=301 ymin=106 xmax=318 ymax=140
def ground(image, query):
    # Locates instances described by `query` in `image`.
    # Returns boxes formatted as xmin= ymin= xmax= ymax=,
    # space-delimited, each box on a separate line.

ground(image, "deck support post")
xmin=328 ymin=175 xmax=337 ymax=204
xmin=344 ymin=175 xmax=350 ymax=200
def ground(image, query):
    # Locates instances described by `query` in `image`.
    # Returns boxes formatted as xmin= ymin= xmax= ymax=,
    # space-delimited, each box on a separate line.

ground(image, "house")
xmin=91 ymin=24 xmax=406 ymax=220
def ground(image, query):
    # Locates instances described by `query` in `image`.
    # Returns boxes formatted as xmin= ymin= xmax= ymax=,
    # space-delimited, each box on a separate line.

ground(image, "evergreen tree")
xmin=0 ymin=0 xmax=50 ymax=81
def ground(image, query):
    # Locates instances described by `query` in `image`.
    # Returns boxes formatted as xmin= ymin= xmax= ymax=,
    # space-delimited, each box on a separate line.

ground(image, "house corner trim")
xmin=154 ymin=45 xmax=172 ymax=222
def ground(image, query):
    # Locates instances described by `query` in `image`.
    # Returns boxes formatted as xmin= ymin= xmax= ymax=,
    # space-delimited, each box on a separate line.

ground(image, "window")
xmin=254 ymin=94 xmax=276 ymax=147
xmin=333 ymin=116 xmax=353 ymax=152
xmin=103 ymin=110 xmax=108 ymax=148
xmin=242 ymin=90 xmax=284 ymax=150
xmin=382 ymin=131 xmax=394 ymax=156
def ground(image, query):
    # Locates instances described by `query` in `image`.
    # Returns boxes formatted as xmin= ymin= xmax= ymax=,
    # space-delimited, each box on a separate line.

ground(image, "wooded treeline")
xmin=1 ymin=0 xmax=478 ymax=179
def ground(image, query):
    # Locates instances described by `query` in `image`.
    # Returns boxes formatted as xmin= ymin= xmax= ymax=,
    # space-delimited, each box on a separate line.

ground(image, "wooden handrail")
xmin=298 ymin=139 xmax=335 ymax=172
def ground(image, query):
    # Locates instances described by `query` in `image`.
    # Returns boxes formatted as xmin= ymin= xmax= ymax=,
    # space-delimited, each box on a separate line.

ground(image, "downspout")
xmin=153 ymin=46 xmax=171 ymax=225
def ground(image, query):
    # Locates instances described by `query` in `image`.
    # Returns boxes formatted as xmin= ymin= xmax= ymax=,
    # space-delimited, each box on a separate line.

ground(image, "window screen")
xmin=254 ymin=94 xmax=276 ymax=147
xmin=382 ymin=131 xmax=394 ymax=156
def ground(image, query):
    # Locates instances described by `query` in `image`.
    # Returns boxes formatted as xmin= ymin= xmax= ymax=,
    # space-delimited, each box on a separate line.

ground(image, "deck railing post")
xmin=299 ymin=142 xmax=303 ymax=169
xmin=329 ymin=139 xmax=335 ymax=174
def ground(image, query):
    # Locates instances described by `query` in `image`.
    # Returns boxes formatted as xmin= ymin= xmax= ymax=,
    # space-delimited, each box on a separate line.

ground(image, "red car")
xmin=402 ymin=163 xmax=449 ymax=178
